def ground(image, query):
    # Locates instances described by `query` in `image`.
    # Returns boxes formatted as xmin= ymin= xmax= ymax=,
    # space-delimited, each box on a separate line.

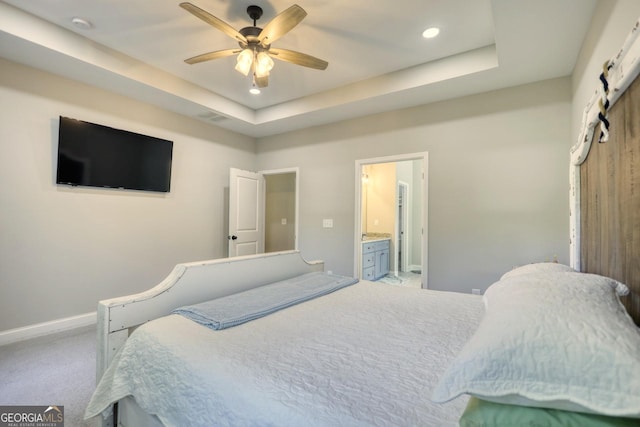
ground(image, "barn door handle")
xmin=228 ymin=235 xmax=238 ymax=240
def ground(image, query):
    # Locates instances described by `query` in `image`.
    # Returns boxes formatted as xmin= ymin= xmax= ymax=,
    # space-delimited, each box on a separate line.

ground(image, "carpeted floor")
xmin=0 ymin=325 xmax=99 ymax=426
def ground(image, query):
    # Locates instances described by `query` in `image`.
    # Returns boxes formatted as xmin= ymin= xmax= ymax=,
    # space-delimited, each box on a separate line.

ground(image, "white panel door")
xmin=228 ymin=168 xmax=265 ymax=257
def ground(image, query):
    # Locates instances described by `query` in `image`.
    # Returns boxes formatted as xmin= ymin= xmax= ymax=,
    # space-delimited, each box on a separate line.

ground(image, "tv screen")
xmin=56 ymin=117 xmax=173 ymax=192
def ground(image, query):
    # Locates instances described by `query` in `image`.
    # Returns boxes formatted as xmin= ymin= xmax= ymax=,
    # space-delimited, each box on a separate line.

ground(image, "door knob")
xmin=228 ymin=235 xmax=238 ymax=240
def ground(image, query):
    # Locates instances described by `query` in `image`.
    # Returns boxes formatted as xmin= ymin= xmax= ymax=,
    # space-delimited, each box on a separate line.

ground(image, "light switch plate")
xmin=322 ymin=219 xmax=333 ymax=228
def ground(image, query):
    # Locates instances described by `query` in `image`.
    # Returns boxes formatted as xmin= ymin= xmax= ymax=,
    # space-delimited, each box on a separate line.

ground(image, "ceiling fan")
xmin=180 ymin=2 xmax=328 ymax=89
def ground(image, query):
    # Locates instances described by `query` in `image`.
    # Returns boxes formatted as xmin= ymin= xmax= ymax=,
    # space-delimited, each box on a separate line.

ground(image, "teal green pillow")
xmin=460 ymin=398 xmax=639 ymax=427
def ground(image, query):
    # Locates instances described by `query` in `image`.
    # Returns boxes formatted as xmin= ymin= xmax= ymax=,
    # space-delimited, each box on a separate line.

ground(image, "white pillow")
xmin=432 ymin=272 xmax=640 ymax=418
xmin=499 ymin=264 xmax=628 ymax=296
xmin=500 ymin=262 xmax=575 ymax=280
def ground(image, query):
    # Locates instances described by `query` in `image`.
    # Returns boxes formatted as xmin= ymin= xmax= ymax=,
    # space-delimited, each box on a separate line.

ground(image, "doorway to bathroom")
xmin=354 ymin=153 xmax=428 ymax=288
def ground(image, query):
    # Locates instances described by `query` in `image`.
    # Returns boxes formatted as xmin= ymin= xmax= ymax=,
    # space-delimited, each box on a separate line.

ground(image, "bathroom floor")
xmin=376 ymin=271 xmax=422 ymax=288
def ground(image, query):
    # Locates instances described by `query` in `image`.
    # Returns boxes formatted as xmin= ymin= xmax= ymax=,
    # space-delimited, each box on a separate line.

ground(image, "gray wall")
xmin=257 ymin=78 xmax=571 ymax=293
xmin=0 ymin=58 xmax=256 ymax=331
xmin=4 ymin=0 xmax=639 ymax=332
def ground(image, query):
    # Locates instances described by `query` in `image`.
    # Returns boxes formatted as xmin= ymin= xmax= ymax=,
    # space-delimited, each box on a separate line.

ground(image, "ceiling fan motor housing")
xmin=239 ymin=26 xmax=262 ymax=38
xmin=240 ymin=5 xmax=264 ymax=47
xmin=239 ymin=26 xmax=266 ymax=49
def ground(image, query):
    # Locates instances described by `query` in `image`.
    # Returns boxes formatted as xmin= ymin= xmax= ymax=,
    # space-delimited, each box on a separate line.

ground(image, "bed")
xmin=84 ymin=253 xmax=640 ymax=427
xmin=85 ymin=18 xmax=640 ymax=427
xmin=85 ymin=251 xmax=484 ymax=426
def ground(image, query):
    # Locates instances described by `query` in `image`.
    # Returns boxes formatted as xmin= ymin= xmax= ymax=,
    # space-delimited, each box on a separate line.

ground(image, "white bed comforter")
xmin=86 ymin=281 xmax=483 ymax=427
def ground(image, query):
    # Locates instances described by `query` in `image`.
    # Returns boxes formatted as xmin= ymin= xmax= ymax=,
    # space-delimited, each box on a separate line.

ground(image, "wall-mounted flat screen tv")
xmin=56 ymin=116 xmax=173 ymax=192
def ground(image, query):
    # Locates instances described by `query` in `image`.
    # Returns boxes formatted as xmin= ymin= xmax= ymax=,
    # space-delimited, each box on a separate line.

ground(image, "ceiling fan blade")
xmin=269 ymin=48 xmax=328 ymax=70
xmin=184 ymin=48 xmax=240 ymax=64
xmin=180 ymin=2 xmax=247 ymax=44
xmin=258 ymin=4 xmax=307 ymax=45
xmin=255 ymin=75 xmax=269 ymax=88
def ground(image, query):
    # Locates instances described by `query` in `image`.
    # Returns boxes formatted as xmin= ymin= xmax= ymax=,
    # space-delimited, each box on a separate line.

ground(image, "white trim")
xmin=569 ymin=19 xmax=640 ymax=270
xmin=0 ymin=311 xmax=96 ymax=346
xmin=395 ymin=180 xmax=410 ymax=275
xmin=355 ymin=152 xmax=429 ymax=288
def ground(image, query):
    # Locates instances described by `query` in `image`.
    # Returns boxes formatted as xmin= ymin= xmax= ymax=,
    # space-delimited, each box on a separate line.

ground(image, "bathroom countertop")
xmin=361 ymin=236 xmax=391 ymax=243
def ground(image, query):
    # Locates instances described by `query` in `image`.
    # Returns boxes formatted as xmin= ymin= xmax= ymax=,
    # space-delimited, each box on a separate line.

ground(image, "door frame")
xmin=260 ymin=167 xmax=300 ymax=251
xmin=395 ymin=180 xmax=410 ymax=275
xmin=354 ymin=153 xmax=428 ymax=288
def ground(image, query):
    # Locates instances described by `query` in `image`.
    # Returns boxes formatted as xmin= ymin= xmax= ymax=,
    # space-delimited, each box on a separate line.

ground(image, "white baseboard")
xmin=408 ymin=264 xmax=422 ymax=272
xmin=0 ymin=311 xmax=97 ymax=346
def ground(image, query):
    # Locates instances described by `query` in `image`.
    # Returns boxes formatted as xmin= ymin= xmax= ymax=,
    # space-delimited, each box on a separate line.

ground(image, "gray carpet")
xmin=0 ymin=325 xmax=99 ymax=426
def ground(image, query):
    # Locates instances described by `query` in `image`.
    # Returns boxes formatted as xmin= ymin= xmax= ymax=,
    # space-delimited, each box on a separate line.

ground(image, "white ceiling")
xmin=0 ymin=0 xmax=597 ymax=138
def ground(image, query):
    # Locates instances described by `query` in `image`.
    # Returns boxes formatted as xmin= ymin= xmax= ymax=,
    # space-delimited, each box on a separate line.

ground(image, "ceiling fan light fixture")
xmin=254 ymin=52 xmax=274 ymax=78
xmin=235 ymin=49 xmax=253 ymax=75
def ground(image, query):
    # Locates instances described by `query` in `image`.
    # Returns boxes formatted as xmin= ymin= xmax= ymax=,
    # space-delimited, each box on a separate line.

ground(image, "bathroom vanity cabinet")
xmin=362 ymin=239 xmax=390 ymax=280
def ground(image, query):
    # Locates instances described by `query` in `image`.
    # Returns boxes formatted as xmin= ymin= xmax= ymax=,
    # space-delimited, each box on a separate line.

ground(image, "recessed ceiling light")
xmin=422 ymin=27 xmax=440 ymax=39
xmin=71 ymin=17 xmax=93 ymax=30
xmin=249 ymin=87 xmax=261 ymax=95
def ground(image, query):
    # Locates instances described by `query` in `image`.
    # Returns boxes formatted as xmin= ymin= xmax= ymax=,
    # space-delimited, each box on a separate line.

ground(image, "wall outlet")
xmin=471 ymin=289 xmax=481 ymax=295
xmin=281 ymin=218 xmax=287 ymax=225
xmin=322 ymin=219 xmax=333 ymax=228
